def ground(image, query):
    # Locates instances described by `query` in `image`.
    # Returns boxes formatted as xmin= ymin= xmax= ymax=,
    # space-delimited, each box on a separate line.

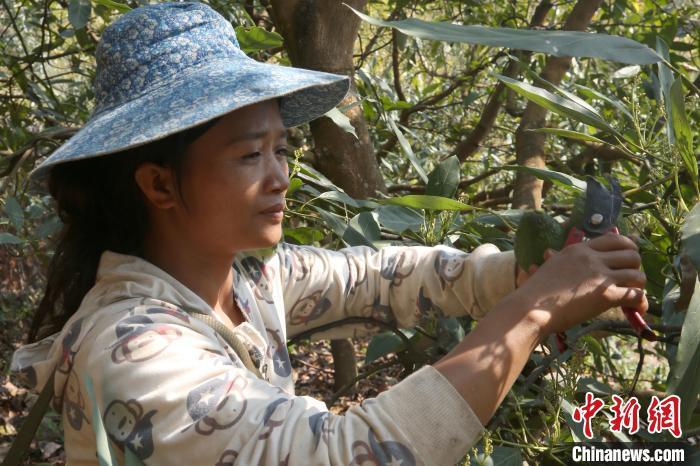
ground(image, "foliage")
xmin=1 ymin=0 xmax=699 ymax=464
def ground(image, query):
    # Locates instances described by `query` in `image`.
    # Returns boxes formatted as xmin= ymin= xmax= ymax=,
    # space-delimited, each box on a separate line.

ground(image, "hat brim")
xmin=30 ymin=56 xmax=350 ymax=184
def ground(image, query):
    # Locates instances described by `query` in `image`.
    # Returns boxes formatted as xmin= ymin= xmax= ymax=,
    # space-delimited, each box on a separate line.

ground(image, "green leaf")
xmin=68 ymin=0 xmax=92 ymax=30
xmin=84 ymin=375 xmax=118 ymax=466
xmin=527 ymin=128 xmax=608 ymax=145
xmin=323 ymin=107 xmax=358 ymax=139
xmin=667 ymin=278 xmax=700 ymax=429
xmin=283 ymin=227 xmax=323 ymax=245
xmin=347 ymin=6 xmax=661 ymax=64
xmin=4 ymin=196 xmax=24 ymax=230
xmin=0 ymin=232 xmax=23 ymax=245
xmin=497 ymin=75 xmax=619 ymax=136
xmin=313 ymin=207 xmax=376 ymax=249
xmin=670 ymin=78 xmax=697 ymax=183
xmin=436 ymin=317 xmax=464 ymax=352
xmin=656 ymin=38 xmax=675 ymax=145
xmin=381 ymin=194 xmax=471 ymax=211
xmin=386 ymin=118 xmax=428 ymax=183
xmin=574 ymin=84 xmax=635 ymax=123
xmin=426 ymin=155 xmax=460 ymax=198
xmin=91 ymin=0 xmax=130 ymax=13
xmin=611 ymin=65 xmax=641 ymax=79
xmin=560 ymin=399 xmax=588 ymax=442
xmin=287 ymin=177 xmax=303 ymax=195
xmin=470 ymin=446 xmax=522 ymax=466
xmin=503 ymin=165 xmax=586 ymax=191
xmin=365 ymin=329 xmax=414 ymax=364
xmin=234 ymin=26 xmax=284 ymax=54
xmin=376 ymin=205 xmax=423 ymax=233
xmin=349 ymin=212 xmax=381 ymax=242
xmin=681 ymin=202 xmax=700 ymax=273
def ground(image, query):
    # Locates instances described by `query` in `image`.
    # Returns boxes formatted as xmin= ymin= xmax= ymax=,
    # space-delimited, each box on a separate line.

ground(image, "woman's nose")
xmin=266 ymin=153 xmax=289 ymax=193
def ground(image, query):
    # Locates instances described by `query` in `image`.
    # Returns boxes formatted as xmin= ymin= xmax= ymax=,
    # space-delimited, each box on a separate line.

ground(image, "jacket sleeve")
xmin=276 ymin=242 xmax=517 ymax=340
xmin=76 ymin=306 xmax=483 ymax=466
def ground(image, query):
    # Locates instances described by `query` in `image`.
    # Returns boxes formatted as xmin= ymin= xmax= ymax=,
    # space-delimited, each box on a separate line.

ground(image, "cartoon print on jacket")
xmin=358 ymin=297 xmax=395 ymax=333
xmin=215 ymin=450 xmax=239 ymax=466
xmin=309 ymin=411 xmax=335 ymax=450
xmin=111 ymin=314 xmax=182 ymax=364
xmin=288 ymin=246 xmax=313 ymax=282
xmin=434 ymin=250 xmax=465 ymax=289
xmin=416 ymin=287 xmax=445 ymax=322
xmin=240 ymin=256 xmax=275 ymax=304
xmin=63 ymin=370 xmax=89 ymax=431
xmin=58 ymin=317 xmax=85 ymax=374
xmin=103 ymin=399 xmax=156 ymax=461
xmin=344 ymin=251 xmax=368 ymax=295
xmin=380 ymin=249 xmax=417 ymax=287
xmin=259 ymin=397 xmax=294 ymax=439
xmin=350 ymin=429 xmax=416 ymax=466
xmin=288 ymin=290 xmax=332 ymax=326
xmin=144 ymin=305 xmax=190 ymax=323
xmin=266 ymin=328 xmax=292 ymax=377
xmin=183 ymin=373 xmax=248 ymax=435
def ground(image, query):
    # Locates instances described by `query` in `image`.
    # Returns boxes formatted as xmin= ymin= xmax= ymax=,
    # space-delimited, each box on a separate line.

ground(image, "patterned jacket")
xmin=12 ymin=241 xmax=516 ymax=465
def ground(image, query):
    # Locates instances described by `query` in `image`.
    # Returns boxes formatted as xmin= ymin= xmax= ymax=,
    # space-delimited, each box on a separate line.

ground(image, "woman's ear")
xmin=134 ymin=162 xmax=180 ymax=210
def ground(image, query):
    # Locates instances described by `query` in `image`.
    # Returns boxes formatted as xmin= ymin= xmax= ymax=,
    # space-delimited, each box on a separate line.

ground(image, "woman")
xmin=11 ymin=2 xmax=648 ymax=465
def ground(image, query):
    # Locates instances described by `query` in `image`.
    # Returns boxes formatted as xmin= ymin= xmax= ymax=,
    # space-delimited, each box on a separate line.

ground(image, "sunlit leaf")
xmin=234 ymin=26 xmax=284 ymax=54
xmin=323 ymin=107 xmax=358 ymax=139
xmin=381 ymin=195 xmax=471 ymax=211
xmin=503 ymin=165 xmax=587 ymax=191
xmin=92 ymin=0 xmax=131 ymax=13
xmin=527 ymin=128 xmax=608 ymax=145
xmin=497 ymin=75 xmax=620 ymax=137
xmin=348 ymin=6 xmax=661 ymax=64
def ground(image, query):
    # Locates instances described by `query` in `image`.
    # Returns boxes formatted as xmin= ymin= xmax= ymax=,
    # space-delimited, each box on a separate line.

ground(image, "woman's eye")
xmin=276 ymin=148 xmax=289 ymax=157
xmin=243 ymin=152 xmax=261 ymax=160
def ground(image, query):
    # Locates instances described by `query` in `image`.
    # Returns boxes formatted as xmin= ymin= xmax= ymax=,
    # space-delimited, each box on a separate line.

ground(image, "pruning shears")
xmin=556 ymin=176 xmax=656 ymax=351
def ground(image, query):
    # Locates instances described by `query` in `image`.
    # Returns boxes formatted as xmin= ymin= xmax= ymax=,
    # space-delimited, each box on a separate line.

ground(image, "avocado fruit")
xmin=515 ymin=210 xmax=566 ymax=271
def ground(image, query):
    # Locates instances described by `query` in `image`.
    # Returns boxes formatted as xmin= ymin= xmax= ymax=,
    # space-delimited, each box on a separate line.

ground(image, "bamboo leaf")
xmin=574 ymin=84 xmax=635 ymax=123
xmin=656 ymin=38 xmax=675 ymax=145
xmin=503 ymin=165 xmax=587 ymax=191
xmin=348 ymin=6 xmax=661 ymax=64
xmin=670 ymin=78 xmax=697 ymax=183
xmin=667 ymin=278 xmax=700 ymax=429
xmin=497 ymin=75 xmax=620 ymax=137
xmin=386 ymin=118 xmax=428 ymax=183
xmin=527 ymin=128 xmax=608 ymax=145
xmin=381 ymin=194 xmax=471 ymax=211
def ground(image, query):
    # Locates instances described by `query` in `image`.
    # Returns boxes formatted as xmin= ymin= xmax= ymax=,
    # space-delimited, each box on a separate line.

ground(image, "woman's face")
xmin=174 ymin=99 xmax=289 ymax=255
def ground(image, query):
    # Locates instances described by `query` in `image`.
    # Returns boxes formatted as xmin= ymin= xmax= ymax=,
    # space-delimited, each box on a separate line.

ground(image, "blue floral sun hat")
xmin=30 ymin=1 xmax=350 ymax=182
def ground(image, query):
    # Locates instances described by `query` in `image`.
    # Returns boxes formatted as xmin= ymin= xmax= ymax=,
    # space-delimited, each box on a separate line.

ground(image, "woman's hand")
xmin=508 ymin=232 xmax=647 ymax=337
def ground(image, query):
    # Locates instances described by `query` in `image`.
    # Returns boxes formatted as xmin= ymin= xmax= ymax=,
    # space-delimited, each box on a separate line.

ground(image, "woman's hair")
xmin=28 ymin=118 xmax=220 ymax=342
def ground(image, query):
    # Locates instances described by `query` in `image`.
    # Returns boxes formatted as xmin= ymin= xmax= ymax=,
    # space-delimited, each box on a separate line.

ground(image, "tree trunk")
xmin=511 ymin=0 xmax=603 ymax=209
xmin=270 ymin=0 xmax=386 ymax=198
xmin=454 ymin=0 xmax=553 ymax=163
xmin=271 ymin=0 xmax=387 ymax=390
